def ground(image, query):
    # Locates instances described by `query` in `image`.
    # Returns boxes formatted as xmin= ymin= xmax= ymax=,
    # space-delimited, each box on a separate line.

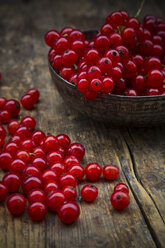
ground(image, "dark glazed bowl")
xmin=49 ymin=30 xmax=165 ymax=127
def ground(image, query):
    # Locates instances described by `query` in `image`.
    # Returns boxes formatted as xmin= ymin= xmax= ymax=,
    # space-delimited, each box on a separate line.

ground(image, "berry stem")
xmin=135 ymin=0 xmax=145 ymax=18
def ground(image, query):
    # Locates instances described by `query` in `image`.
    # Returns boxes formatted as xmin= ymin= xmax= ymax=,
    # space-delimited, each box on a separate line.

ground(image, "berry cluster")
xmin=0 ymin=111 xmax=130 ymax=222
xmin=45 ymin=11 xmax=165 ymax=100
xmin=21 ymin=88 xmax=40 ymax=110
xmin=0 ymin=97 xmax=20 ymax=124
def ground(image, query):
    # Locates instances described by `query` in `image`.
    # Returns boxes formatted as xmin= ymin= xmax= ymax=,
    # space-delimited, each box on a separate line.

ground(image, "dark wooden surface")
xmin=0 ymin=0 xmax=165 ymax=247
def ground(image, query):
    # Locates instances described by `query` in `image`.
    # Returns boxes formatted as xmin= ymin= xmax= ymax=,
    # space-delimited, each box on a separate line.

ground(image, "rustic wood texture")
xmin=0 ymin=0 xmax=165 ymax=247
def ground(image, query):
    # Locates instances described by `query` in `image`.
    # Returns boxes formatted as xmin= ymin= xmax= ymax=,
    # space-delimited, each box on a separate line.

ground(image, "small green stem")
xmin=135 ymin=0 xmax=145 ymax=18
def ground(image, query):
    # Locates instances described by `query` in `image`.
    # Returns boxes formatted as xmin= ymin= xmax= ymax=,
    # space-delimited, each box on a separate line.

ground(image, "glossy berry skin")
xmin=62 ymin=186 xmax=77 ymax=201
xmin=114 ymin=183 xmax=129 ymax=194
xmin=0 ymin=97 xmax=7 ymax=110
xmin=81 ymin=184 xmax=98 ymax=202
xmin=77 ymin=79 xmax=89 ymax=92
xmin=97 ymin=57 xmax=112 ymax=74
xmin=22 ymin=165 xmax=41 ymax=179
xmin=56 ymin=134 xmax=71 ymax=149
xmin=9 ymin=159 xmax=26 ymax=175
xmin=62 ymin=49 xmax=78 ymax=67
xmin=147 ymin=69 xmax=163 ymax=88
xmin=27 ymin=88 xmax=40 ymax=102
xmin=101 ymin=77 xmax=114 ymax=93
xmin=105 ymin=49 xmax=120 ymax=65
xmin=59 ymin=173 xmax=77 ymax=188
xmin=0 ymin=152 xmax=13 ymax=170
xmin=2 ymin=173 xmax=21 ymax=193
xmin=50 ymin=162 xmax=67 ymax=176
xmin=44 ymin=30 xmax=60 ymax=47
xmin=0 ymin=125 xmax=7 ymax=139
xmin=4 ymin=141 xmax=19 ymax=155
xmin=88 ymin=66 xmax=102 ymax=81
xmin=68 ymin=164 xmax=85 ymax=182
xmin=15 ymin=126 xmax=31 ymax=139
xmin=21 ymin=116 xmax=36 ymax=129
xmin=85 ymin=49 xmax=100 ymax=65
xmin=16 ymin=149 xmax=31 ymax=163
xmin=5 ymin=99 xmax=20 ymax=117
xmin=55 ymin=37 xmax=70 ymax=54
xmin=7 ymin=120 xmax=20 ymax=135
xmin=42 ymin=135 xmax=59 ymax=152
xmin=46 ymin=189 xmax=66 ymax=211
xmin=7 ymin=193 xmax=27 ymax=215
xmin=28 ymin=202 xmax=47 ymax=221
xmin=67 ymin=143 xmax=85 ymax=161
xmin=64 ymin=155 xmax=80 ymax=169
xmin=110 ymin=191 xmax=130 ymax=210
xmin=27 ymin=189 xmax=46 ymax=204
xmin=90 ymin=79 xmax=102 ymax=92
xmin=21 ymin=94 xmax=36 ymax=109
xmin=40 ymin=169 xmax=58 ymax=185
xmin=57 ymin=201 xmax=80 ymax=224
xmin=32 ymin=157 xmax=47 ymax=171
xmin=22 ymin=176 xmax=42 ymax=195
xmin=47 ymin=151 xmax=63 ymax=165
xmin=44 ymin=181 xmax=59 ymax=195
xmin=84 ymin=89 xmax=98 ymax=100
xmin=32 ymin=130 xmax=45 ymax=145
xmin=94 ymin=35 xmax=109 ymax=53
xmin=69 ymin=30 xmax=85 ymax=42
xmin=0 ymin=110 xmax=12 ymax=124
xmin=32 ymin=147 xmax=46 ymax=158
xmin=85 ymin=163 xmax=102 ymax=181
xmin=20 ymin=138 xmax=34 ymax=151
xmin=125 ymin=89 xmax=138 ymax=97
xmin=60 ymin=67 xmax=74 ymax=81
xmin=103 ymin=165 xmax=119 ymax=180
xmin=0 ymin=182 xmax=8 ymax=202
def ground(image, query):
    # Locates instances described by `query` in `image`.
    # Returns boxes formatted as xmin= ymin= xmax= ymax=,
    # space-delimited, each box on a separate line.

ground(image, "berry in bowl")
xmin=45 ymin=10 xmax=165 ymax=126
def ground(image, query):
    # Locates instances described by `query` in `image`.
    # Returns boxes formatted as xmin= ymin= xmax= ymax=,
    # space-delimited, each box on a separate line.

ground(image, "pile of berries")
xmin=0 ymin=98 xmax=130 ymax=222
xmin=45 ymin=11 xmax=165 ymax=100
xmin=0 ymin=89 xmax=40 ymax=126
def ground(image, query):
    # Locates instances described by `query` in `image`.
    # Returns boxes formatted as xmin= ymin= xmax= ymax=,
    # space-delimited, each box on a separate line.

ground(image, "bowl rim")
xmin=48 ymin=28 xmax=165 ymax=100
xmin=49 ymin=62 xmax=165 ymax=100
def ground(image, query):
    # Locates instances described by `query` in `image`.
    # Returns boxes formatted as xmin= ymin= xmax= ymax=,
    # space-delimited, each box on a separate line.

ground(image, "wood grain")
xmin=0 ymin=0 xmax=165 ymax=247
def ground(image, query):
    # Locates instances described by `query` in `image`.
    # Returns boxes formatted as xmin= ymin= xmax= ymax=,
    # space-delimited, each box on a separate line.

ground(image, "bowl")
xmin=49 ymin=30 xmax=165 ymax=127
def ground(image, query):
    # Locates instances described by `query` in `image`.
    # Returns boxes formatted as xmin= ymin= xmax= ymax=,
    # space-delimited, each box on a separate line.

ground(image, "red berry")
xmin=0 ymin=125 xmax=7 ymax=139
xmin=68 ymin=164 xmax=85 ymax=182
xmin=77 ymin=78 xmax=89 ymax=92
xmin=22 ymin=176 xmax=42 ymax=195
xmin=28 ymin=202 xmax=47 ymax=221
xmin=0 ymin=182 xmax=8 ymax=202
xmin=4 ymin=141 xmax=19 ymax=155
xmin=44 ymin=181 xmax=59 ymax=195
xmin=59 ymin=173 xmax=77 ymax=188
xmin=85 ymin=49 xmax=100 ymax=65
xmin=110 ymin=191 xmax=130 ymax=210
xmin=105 ymin=49 xmax=120 ymax=65
xmin=106 ymin=11 xmax=123 ymax=27
xmin=28 ymin=189 xmax=46 ymax=204
xmin=61 ymin=27 xmax=73 ymax=36
xmin=62 ymin=49 xmax=78 ymax=67
xmin=97 ymin=57 xmax=112 ymax=74
xmin=2 ymin=173 xmax=21 ymax=193
xmin=114 ymin=183 xmax=129 ymax=194
xmin=94 ymin=35 xmax=109 ymax=53
xmin=81 ymin=184 xmax=98 ymax=202
xmin=60 ymin=67 xmax=74 ymax=81
xmin=100 ymin=24 xmax=113 ymax=36
xmin=85 ymin=163 xmax=102 ymax=181
xmin=5 ymin=99 xmax=20 ymax=117
xmin=47 ymin=151 xmax=63 ymax=165
xmin=56 ymin=134 xmax=70 ymax=149
xmin=15 ymin=125 xmax=31 ymax=139
xmin=16 ymin=149 xmax=31 ymax=163
xmin=40 ymin=169 xmax=58 ymax=185
xmin=71 ymin=40 xmax=85 ymax=56
xmin=55 ymin=37 xmax=70 ymax=54
xmin=21 ymin=94 xmax=36 ymax=110
xmin=46 ymin=189 xmax=65 ymax=211
xmin=69 ymin=30 xmax=85 ymax=42
xmin=90 ymin=78 xmax=103 ymax=92
xmin=27 ymin=88 xmax=40 ymax=102
xmin=109 ymin=33 xmax=122 ymax=48
xmin=64 ymin=155 xmax=80 ymax=169
xmin=125 ymin=89 xmax=138 ymax=96
xmin=103 ymin=165 xmax=119 ymax=180
xmin=146 ymin=88 xmax=159 ymax=96
xmin=32 ymin=157 xmax=47 ymax=171
xmin=67 ymin=142 xmax=85 ymax=161
xmin=44 ymin=30 xmax=60 ymax=47
xmin=50 ymin=162 xmax=67 ymax=176
xmin=132 ymin=75 xmax=146 ymax=93
xmin=42 ymin=135 xmax=59 ymax=152
xmin=0 ymin=97 xmax=7 ymax=110
xmin=88 ymin=66 xmax=102 ymax=81
xmin=0 ymin=152 xmax=12 ymax=170
xmin=62 ymin=186 xmax=77 ymax=201
xmin=9 ymin=159 xmax=26 ymax=175
xmin=101 ymin=77 xmax=114 ymax=93
xmin=21 ymin=116 xmax=36 ymax=129
xmin=22 ymin=165 xmax=41 ymax=179
xmin=57 ymin=201 xmax=80 ymax=224
xmin=0 ymin=110 xmax=12 ymax=124
xmin=147 ymin=69 xmax=163 ymax=88
xmin=32 ymin=130 xmax=45 ymax=145
xmin=7 ymin=193 xmax=26 ymax=215
xmin=7 ymin=120 xmax=20 ymax=135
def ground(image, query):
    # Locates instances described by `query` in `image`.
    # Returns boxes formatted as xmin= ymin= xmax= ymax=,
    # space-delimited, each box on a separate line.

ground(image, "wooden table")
xmin=0 ymin=0 xmax=165 ymax=247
